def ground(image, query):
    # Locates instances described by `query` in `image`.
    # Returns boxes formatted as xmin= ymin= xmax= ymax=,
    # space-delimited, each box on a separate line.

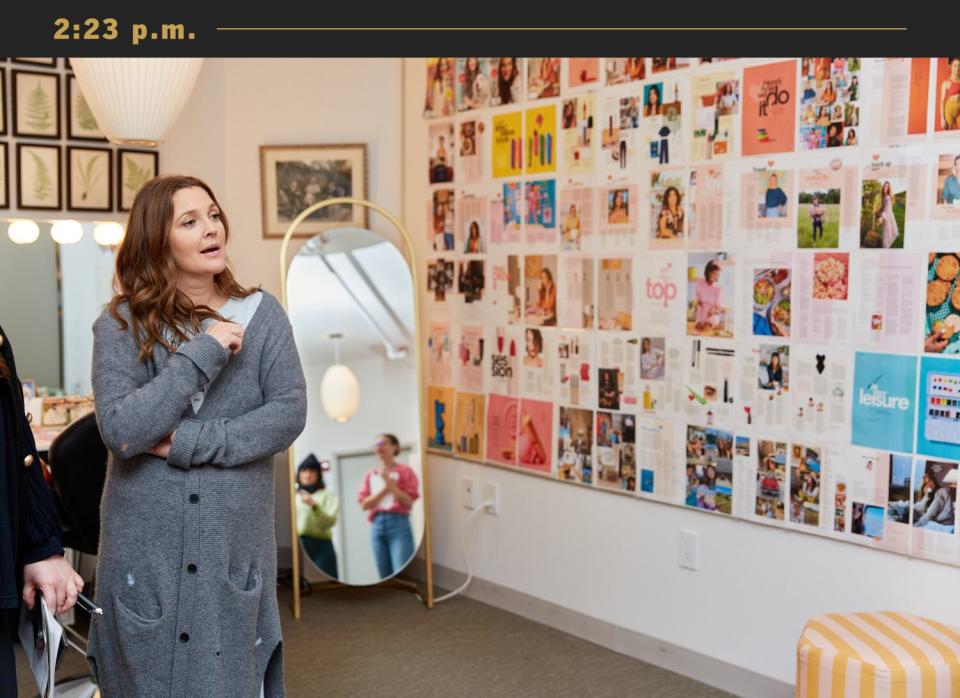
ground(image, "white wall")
xmin=160 ymin=58 xmax=404 ymax=559
xmin=402 ymin=58 xmax=960 ymax=686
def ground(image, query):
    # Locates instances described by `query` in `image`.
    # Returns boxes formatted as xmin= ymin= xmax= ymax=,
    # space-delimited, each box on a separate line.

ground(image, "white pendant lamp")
xmin=7 ymin=219 xmax=40 ymax=245
xmin=50 ymin=219 xmax=83 ymax=244
xmin=70 ymin=58 xmax=203 ymax=146
xmin=93 ymin=221 xmax=125 ymax=247
xmin=320 ymin=334 xmax=360 ymax=423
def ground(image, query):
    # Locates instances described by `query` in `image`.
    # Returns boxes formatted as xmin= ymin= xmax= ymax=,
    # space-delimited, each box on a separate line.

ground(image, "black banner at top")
xmin=0 ymin=7 xmax=949 ymax=56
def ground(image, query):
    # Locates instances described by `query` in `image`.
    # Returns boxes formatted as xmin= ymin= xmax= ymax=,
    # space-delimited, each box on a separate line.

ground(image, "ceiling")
xmin=286 ymin=229 xmax=415 ymax=366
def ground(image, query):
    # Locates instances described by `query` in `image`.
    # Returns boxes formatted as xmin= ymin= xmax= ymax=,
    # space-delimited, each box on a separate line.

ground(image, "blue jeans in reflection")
xmin=300 ymin=536 xmax=338 ymax=579
xmin=371 ymin=512 xmax=414 ymax=578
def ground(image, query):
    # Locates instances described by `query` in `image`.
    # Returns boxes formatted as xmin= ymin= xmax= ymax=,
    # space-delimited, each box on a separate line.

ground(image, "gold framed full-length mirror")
xmin=279 ymin=198 xmax=433 ymax=618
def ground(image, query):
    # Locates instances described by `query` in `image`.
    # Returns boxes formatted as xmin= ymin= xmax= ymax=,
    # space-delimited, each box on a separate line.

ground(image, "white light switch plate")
xmin=679 ymin=529 xmax=700 ymax=570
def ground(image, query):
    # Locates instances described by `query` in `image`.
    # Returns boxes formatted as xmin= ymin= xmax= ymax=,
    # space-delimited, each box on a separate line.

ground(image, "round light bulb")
xmin=7 ymin=219 xmax=40 ymax=245
xmin=50 ymin=220 xmax=83 ymax=245
xmin=93 ymin=221 xmax=125 ymax=246
xmin=320 ymin=364 xmax=360 ymax=423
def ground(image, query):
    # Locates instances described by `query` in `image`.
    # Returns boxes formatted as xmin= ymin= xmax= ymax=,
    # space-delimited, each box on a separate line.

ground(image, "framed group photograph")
xmin=0 ymin=143 xmax=8 ymax=210
xmin=67 ymin=74 xmax=107 ymax=141
xmin=17 ymin=143 xmax=61 ymax=210
xmin=117 ymin=149 xmax=158 ymax=211
xmin=259 ymin=143 xmax=368 ymax=239
xmin=67 ymin=146 xmax=112 ymax=212
xmin=12 ymin=69 xmax=60 ymax=139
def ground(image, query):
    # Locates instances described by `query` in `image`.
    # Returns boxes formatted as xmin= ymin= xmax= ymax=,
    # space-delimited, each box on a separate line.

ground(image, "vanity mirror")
xmin=0 ymin=221 xmax=116 ymax=395
xmin=280 ymin=198 xmax=432 ymax=617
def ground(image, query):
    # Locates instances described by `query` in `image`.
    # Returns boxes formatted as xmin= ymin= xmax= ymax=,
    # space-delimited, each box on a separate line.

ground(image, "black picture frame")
xmin=0 ymin=67 xmax=7 ymax=137
xmin=16 ymin=143 xmax=62 ymax=211
xmin=0 ymin=143 xmax=9 ymax=210
xmin=11 ymin=58 xmax=57 ymax=67
xmin=66 ymin=75 xmax=107 ymax=142
xmin=12 ymin=69 xmax=61 ymax=140
xmin=67 ymin=145 xmax=113 ymax=213
xmin=117 ymin=148 xmax=159 ymax=212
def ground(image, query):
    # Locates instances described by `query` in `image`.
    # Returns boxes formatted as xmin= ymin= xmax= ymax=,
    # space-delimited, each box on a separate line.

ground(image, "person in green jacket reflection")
xmin=296 ymin=455 xmax=340 ymax=579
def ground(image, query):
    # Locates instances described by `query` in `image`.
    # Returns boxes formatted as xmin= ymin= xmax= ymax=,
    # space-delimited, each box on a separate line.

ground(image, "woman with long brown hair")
xmin=88 ymin=175 xmax=306 ymax=697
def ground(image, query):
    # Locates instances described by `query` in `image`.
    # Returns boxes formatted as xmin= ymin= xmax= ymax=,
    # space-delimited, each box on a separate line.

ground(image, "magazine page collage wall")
xmin=422 ymin=56 xmax=960 ymax=567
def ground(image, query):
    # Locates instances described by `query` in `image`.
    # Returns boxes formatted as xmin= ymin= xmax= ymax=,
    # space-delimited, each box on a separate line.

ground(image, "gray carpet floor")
xmin=16 ymin=585 xmax=732 ymax=697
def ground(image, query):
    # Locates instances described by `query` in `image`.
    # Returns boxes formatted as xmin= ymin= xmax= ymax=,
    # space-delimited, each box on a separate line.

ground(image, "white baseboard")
xmin=406 ymin=560 xmax=793 ymax=698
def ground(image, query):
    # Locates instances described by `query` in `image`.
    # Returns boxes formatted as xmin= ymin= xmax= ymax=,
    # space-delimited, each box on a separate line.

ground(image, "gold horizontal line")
xmin=216 ymin=26 xmax=908 ymax=31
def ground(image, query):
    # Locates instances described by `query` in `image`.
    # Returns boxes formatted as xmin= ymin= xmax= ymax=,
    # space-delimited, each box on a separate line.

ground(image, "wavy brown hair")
xmin=0 ymin=357 xmax=8 ymax=380
xmin=109 ymin=175 xmax=256 ymax=361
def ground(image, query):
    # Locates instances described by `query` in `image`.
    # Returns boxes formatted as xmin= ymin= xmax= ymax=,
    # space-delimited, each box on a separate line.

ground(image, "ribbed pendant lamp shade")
xmin=70 ymin=58 xmax=203 ymax=146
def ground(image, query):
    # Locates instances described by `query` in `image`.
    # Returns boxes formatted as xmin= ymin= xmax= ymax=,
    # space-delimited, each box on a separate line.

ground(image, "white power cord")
xmin=433 ymin=499 xmax=495 ymax=604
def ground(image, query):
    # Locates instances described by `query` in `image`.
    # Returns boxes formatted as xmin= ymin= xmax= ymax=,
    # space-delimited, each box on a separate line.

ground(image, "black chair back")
xmin=47 ymin=412 xmax=108 ymax=555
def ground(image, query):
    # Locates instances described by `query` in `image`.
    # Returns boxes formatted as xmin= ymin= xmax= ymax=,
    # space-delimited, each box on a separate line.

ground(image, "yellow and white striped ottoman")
xmin=797 ymin=612 xmax=960 ymax=697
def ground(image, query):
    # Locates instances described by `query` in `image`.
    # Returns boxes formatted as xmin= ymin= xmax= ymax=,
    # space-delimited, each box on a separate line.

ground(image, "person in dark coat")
xmin=0 ymin=324 xmax=84 ymax=697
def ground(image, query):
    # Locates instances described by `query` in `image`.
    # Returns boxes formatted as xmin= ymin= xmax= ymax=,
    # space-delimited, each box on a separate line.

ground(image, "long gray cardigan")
xmin=87 ymin=291 xmax=306 ymax=698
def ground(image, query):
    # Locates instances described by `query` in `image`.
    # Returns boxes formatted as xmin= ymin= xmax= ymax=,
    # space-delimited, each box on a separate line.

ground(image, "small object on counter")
xmin=41 ymin=400 xmax=69 ymax=427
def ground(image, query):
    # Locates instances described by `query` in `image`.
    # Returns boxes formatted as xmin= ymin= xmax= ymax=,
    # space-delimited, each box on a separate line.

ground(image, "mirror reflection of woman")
xmin=358 ymin=434 xmax=420 ymax=578
xmin=296 ymin=455 xmax=340 ymax=579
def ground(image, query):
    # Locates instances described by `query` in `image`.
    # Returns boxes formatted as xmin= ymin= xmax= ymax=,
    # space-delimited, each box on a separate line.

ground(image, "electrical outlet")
xmin=678 ymin=529 xmax=700 ymax=570
xmin=483 ymin=481 xmax=500 ymax=515
xmin=462 ymin=477 xmax=478 ymax=509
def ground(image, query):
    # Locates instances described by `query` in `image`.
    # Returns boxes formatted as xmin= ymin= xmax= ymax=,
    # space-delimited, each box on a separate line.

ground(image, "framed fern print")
xmin=0 ymin=68 xmax=6 ymax=136
xmin=117 ymin=149 xmax=158 ymax=211
xmin=67 ymin=146 xmax=112 ymax=212
xmin=67 ymin=75 xmax=106 ymax=141
xmin=12 ymin=70 xmax=60 ymax=139
xmin=16 ymin=144 xmax=61 ymax=210
xmin=0 ymin=143 xmax=8 ymax=210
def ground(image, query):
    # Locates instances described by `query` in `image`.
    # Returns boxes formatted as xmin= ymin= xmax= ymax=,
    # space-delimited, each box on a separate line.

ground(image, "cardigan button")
xmin=23 ymin=454 xmax=34 ymax=468
xmin=180 ymin=633 xmax=189 ymax=643
xmin=187 ymin=564 xmax=197 ymax=574
xmin=189 ymin=494 xmax=200 ymax=504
